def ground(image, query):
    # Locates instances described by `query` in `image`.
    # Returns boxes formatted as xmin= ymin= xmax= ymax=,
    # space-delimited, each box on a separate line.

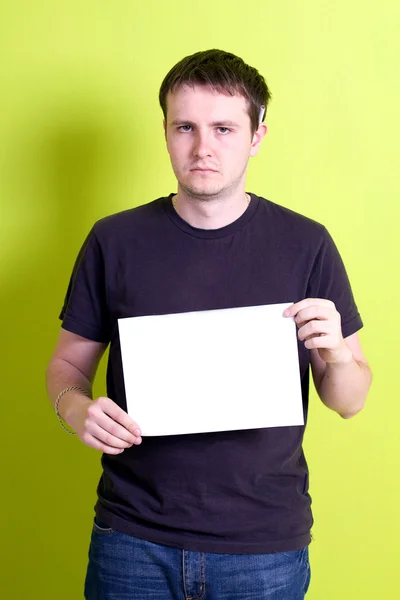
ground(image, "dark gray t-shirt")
xmin=60 ymin=193 xmax=362 ymax=554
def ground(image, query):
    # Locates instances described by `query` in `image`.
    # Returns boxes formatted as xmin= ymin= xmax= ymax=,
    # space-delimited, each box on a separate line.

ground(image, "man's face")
xmin=164 ymin=84 xmax=265 ymax=200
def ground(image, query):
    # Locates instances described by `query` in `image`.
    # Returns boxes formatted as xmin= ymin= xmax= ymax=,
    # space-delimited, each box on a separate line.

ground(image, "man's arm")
xmin=310 ymin=332 xmax=371 ymax=418
xmin=46 ymin=329 xmax=142 ymax=452
xmin=284 ymin=299 xmax=372 ymax=419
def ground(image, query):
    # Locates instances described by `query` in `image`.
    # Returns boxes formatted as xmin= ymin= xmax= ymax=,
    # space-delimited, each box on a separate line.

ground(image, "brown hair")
xmin=159 ymin=49 xmax=271 ymax=134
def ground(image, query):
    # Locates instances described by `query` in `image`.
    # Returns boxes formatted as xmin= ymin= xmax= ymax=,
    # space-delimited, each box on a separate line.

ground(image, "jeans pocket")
xmin=298 ymin=545 xmax=309 ymax=565
xmin=93 ymin=517 xmax=115 ymax=535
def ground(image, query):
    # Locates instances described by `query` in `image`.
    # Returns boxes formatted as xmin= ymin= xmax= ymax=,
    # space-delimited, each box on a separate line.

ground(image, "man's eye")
xmin=178 ymin=125 xmax=192 ymax=132
xmin=217 ymin=127 xmax=231 ymax=134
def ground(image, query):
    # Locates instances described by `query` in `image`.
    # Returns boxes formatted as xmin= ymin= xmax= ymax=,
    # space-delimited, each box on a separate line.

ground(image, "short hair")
xmin=159 ymin=49 xmax=271 ymax=134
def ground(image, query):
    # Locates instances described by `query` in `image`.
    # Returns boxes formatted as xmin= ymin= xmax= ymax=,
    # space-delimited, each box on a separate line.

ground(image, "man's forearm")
xmin=46 ymin=358 xmax=93 ymax=424
xmin=317 ymin=357 xmax=372 ymax=418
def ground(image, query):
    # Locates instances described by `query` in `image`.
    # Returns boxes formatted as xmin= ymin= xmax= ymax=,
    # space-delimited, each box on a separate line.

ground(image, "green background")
xmin=1 ymin=1 xmax=398 ymax=598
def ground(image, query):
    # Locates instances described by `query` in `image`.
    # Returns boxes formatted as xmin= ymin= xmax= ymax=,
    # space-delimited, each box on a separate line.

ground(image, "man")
xmin=46 ymin=49 xmax=371 ymax=599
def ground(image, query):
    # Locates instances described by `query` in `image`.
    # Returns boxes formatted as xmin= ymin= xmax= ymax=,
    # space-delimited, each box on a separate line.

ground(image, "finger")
xmin=96 ymin=397 xmax=141 ymax=436
xmin=91 ymin=418 xmax=142 ymax=446
xmin=304 ymin=335 xmax=334 ymax=350
xmin=298 ymin=320 xmax=331 ymax=341
xmin=302 ymin=332 xmax=326 ymax=342
xmin=283 ymin=298 xmax=334 ymax=318
xmin=86 ymin=421 xmax=136 ymax=449
xmin=293 ymin=305 xmax=334 ymax=325
xmin=87 ymin=407 xmax=138 ymax=445
xmin=81 ymin=431 xmax=126 ymax=455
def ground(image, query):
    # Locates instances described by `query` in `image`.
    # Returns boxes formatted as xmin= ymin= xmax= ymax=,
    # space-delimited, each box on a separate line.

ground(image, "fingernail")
xmin=134 ymin=429 xmax=141 ymax=436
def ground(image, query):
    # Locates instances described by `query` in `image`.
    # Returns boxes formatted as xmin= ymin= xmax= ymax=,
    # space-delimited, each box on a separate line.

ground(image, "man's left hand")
xmin=283 ymin=299 xmax=353 ymax=365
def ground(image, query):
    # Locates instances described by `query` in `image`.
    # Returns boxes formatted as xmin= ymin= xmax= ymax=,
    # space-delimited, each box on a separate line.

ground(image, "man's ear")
xmin=250 ymin=122 xmax=268 ymax=157
xmin=163 ymin=119 xmax=167 ymax=142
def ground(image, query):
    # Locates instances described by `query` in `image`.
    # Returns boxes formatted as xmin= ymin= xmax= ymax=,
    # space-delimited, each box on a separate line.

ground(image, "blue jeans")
xmin=85 ymin=519 xmax=311 ymax=600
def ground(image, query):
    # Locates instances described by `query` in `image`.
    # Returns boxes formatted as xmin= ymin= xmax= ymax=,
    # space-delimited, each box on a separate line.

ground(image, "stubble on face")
xmin=178 ymin=165 xmax=248 ymax=202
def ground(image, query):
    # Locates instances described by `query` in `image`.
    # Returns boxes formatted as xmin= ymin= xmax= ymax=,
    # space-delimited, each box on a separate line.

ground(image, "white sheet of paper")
xmin=118 ymin=303 xmax=304 ymax=436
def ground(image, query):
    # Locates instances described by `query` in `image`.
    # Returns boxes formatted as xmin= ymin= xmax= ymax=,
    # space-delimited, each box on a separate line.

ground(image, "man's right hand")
xmin=68 ymin=395 xmax=142 ymax=454
xmin=46 ymin=330 xmax=142 ymax=454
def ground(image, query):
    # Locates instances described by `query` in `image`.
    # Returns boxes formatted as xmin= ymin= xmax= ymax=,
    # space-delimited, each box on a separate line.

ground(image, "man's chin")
xmin=181 ymin=184 xmax=225 ymax=199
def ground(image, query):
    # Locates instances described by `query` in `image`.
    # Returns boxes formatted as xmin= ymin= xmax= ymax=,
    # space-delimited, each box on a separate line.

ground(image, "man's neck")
xmin=173 ymin=187 xmax=250 ymax=230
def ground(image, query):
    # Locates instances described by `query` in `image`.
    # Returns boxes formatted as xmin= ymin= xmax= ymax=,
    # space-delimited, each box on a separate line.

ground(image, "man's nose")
xmin=193 ymin=131 xmax=212 ymax=158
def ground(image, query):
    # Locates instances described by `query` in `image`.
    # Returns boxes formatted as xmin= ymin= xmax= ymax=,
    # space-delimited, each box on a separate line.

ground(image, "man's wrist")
xmin=56 ymin=387 xmax=92 ymax=429
xmin=324 ymin=341 xmax=354 ymax=367
xmin=325 ymin=350 xmax=355 ymax=371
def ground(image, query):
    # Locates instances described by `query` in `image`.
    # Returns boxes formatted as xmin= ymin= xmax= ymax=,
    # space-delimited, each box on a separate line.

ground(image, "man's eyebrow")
xmin=170 ymin=119 xmax=241 ymax=127
xmin=211 ymin=120 xmax=240 ymax=127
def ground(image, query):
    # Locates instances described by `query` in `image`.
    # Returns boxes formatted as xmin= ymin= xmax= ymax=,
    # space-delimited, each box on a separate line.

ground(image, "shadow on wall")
xmin=0 ymin=90 xmax=136 ymax=596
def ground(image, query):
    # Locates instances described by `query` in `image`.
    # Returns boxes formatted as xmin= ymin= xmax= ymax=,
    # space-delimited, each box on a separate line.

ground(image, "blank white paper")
xmin=118 ymin=303 xmax=304 ymax=436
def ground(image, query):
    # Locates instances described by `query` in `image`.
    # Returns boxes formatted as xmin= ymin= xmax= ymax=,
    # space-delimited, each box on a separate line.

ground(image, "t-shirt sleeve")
xmin=307 ymin=227 xmax=363 ymax=338
xmin=59 ymin=227 xmax=111 ymax=343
